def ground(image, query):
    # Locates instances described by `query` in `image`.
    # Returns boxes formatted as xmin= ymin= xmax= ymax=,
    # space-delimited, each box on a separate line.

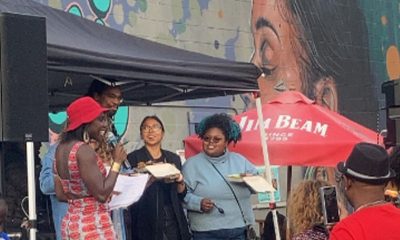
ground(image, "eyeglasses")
xmin=141 ymin=125 xmax=162 ymax=133
xmin=203 ymin=136 xmax=224 ymax=144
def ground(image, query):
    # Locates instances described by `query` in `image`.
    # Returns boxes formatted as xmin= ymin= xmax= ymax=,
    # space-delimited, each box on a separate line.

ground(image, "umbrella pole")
xmin=255 ymin=98 xmax=281 ymax=240
xmin=287 ymin=166 xmax=292 ymax=200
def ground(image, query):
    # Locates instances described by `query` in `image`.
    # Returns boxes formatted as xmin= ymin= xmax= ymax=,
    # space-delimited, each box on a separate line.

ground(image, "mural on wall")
xmin=252 ymin=0 xmax=378 ymax=131
xmin=39 ymin=0 xmax=400 ymax=146
xmin=60 ymin=0 xmax=400 ymax=192
xmin=40 ymin=0 xmax=254 ymax=150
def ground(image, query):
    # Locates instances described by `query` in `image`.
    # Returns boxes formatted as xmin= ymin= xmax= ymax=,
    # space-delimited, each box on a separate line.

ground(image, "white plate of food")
xmin=226 ymin=173 xmax=250 ymax=183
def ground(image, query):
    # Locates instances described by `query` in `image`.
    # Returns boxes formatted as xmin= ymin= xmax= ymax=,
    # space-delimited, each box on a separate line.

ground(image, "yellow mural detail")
xmin=113 ymin=4 xmax=125 ymax=25
xmin=386 ymin=45 xmax=400 ymax=80
xmin=218 ymin=10 xmax=224 ymax=18
xmin=381 ymin=15 xmax=388 ymax=25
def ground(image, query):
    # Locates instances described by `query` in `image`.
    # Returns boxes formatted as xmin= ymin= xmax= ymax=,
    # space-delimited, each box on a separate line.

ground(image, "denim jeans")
xmin=192 ymin=227 xmax=246 ymax=240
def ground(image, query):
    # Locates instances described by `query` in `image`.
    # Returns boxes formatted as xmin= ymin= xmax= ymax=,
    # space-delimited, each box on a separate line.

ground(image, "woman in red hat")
xmin=54 ymin=96 xmax=127 ymax=240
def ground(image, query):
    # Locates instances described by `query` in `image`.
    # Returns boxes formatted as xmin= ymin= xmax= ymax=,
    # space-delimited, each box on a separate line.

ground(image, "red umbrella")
xmin=184 ymin=91 xmax=380 ymax=167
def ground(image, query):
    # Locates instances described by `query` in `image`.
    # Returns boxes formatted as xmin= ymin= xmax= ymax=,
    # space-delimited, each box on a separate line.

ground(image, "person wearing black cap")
xmin=330 ymin=142 xmax=400 ymax=240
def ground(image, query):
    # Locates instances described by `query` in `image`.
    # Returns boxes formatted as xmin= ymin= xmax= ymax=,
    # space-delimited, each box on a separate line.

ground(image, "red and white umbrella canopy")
xmin=184 ymin=91 xmax=380 ymax=167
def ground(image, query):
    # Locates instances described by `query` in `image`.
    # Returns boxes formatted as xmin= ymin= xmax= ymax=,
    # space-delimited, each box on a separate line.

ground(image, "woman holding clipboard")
xmin=127 ymin=116 xmax=191 ymax=240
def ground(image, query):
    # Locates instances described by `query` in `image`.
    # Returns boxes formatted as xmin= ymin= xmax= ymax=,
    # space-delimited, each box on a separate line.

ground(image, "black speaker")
xmin=0 ymin=13 xmax=48 ymax=142
xmin=382 ymin=79 xmax=400 ymax=107
xmin=385 ymin=118 xmax=400 ymax=147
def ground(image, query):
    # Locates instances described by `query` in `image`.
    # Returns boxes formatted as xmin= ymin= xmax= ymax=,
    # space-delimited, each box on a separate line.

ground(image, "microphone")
xmin=106 ymin=131 xmax=132 ymax=170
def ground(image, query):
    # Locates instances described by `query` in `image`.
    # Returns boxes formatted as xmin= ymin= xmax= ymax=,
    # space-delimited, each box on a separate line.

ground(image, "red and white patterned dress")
xmin=55 ymin=141 xmax=116 ymax=240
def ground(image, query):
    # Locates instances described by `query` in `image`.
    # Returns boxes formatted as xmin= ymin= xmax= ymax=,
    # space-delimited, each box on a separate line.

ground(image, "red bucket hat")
xmin=66 ymin=96 xmax=109 ymax=131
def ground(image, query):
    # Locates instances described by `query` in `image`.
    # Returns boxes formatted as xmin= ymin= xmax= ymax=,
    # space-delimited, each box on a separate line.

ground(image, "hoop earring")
xmin=83 ymin=130 xmax=90 ymax=143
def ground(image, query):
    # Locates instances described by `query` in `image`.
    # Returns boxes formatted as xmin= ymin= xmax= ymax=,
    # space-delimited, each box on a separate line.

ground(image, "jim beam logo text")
xmin=239 ymin=115 xmax=328 ymax=141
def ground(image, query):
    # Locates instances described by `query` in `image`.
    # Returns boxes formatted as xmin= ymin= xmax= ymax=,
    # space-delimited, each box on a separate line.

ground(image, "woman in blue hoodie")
xmin=183 ymin=113 xmax=258 ymax=240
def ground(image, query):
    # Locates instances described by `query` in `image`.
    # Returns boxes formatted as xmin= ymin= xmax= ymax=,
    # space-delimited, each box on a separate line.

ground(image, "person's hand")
xmin=200 ymin=198 xmax=214 ymax=212
xmin=175 ymin=173 xmax=184 ymax=183
xmin=325 ymin=224 xmax=335 ymax=233
xmin=164 ymin=173 xmax=183 ymax=183
xmin=112 ymin=143 xmax=127 ymax=164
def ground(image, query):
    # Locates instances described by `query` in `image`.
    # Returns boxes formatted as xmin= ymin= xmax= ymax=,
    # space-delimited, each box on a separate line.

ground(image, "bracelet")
xmin=111 ymin=162 xmax=121 ymax=173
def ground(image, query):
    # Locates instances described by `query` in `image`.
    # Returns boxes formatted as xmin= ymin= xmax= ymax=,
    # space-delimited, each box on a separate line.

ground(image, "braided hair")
xmin=196 ymin=113 xmax=241 ymax=144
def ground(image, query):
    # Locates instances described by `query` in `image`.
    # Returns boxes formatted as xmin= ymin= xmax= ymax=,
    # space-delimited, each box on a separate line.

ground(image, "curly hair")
xmin=287 ymin=180 xmax=329 ymax=238
xmin=195 ymin=113 xmax=241 ymax=144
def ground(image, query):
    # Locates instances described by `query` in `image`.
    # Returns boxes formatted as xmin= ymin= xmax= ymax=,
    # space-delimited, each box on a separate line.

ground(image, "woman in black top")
xmin=127 ymin=115 xmax=191 ymax=240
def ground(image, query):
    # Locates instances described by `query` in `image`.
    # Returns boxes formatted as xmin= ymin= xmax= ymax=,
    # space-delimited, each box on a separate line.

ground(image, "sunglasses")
xmin=203 ymin=136 xmax=224 ymax=144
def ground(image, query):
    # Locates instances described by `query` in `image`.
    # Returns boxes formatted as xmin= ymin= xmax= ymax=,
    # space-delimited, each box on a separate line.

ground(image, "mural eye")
xmin=260 ymin=40 xmax=275 ymax=75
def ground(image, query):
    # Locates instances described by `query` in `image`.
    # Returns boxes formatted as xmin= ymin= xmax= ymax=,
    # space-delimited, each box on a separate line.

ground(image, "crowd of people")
xmin=0 ymin=0 xmax=392 ymax=239
xmin=36 ymin=85 xmax=262 ymax=240
xmin=0 ymin=77 xmax=395 ymax=240
xmin=34 ymin=78 xmax=400 ymax=240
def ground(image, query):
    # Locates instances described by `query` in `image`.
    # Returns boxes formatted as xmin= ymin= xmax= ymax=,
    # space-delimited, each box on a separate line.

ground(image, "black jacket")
xmin=127 ymin=147 xmax=191 ymax=240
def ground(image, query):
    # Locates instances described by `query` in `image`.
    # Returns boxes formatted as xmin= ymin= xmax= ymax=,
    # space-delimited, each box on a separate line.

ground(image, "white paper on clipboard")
xmin=109 ymin=173 xmax=149 ymax=210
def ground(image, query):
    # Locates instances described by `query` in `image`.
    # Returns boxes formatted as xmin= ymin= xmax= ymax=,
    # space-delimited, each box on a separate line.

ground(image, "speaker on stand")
xmin=382 ymin=79 xmax=400 ymax=147
xmin=0 ymin=12 xmax=48 ymax=240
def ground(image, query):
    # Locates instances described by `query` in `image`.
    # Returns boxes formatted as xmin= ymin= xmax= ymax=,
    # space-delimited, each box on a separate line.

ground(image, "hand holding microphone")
xmin=107 ymin=131 xmax=130 ymax=169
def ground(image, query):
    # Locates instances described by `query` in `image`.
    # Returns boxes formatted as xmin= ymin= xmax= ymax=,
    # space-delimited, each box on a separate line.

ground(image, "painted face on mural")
xmin=251 ymin=0 xmax=303 ymax=101
xmin=251 ymin=0 xmax=338 ymax=111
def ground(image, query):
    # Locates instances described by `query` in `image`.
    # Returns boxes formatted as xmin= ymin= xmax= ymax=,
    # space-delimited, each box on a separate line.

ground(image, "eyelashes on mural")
xmin=260 ymin=40 xmax=273 ymax=69
xmin=261 ymin=67 xmax=272 ymax=76
xmin=258 ymin=41 xmax=274 ymax=77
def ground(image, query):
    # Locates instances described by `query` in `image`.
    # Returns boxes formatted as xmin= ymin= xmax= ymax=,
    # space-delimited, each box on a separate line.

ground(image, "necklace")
xmin=356 ymin=200 xmax=387 ymax=212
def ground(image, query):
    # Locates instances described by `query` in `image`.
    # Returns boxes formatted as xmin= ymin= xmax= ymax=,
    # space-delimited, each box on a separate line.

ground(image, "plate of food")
xmin=144 ymin=163 xmax=181 ymax=179
xmin=227 ymin=173 xmax=253 ymax=183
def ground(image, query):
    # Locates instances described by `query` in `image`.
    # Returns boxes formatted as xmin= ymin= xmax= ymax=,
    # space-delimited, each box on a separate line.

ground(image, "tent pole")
xmin=26 ymin=134 xmax=37 ymax=240
xmin=255 ymin=98 xmax=281 ymax=240
xmin=0 ymin=143 xmax=4 ymax=195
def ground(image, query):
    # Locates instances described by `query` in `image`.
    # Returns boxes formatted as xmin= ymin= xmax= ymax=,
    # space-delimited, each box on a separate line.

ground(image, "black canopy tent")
xmin=0 ymin=0 xmax=261 ymax=111
xmin=0 ymin=1 xmax=261 ymax=238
